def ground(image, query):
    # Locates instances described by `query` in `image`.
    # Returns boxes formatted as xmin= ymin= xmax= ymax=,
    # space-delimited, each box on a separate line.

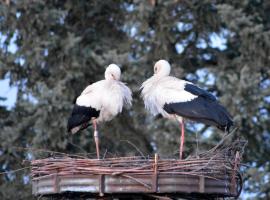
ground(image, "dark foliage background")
xmin=0 ymin=0 xmax=269 ymax=199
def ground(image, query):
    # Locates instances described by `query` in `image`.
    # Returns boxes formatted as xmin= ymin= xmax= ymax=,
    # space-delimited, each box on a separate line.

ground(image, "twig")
xmin=0 ymin=166 xmax=31 ymax=175
xmin=119 ymin=140 xmax=146 ymax=158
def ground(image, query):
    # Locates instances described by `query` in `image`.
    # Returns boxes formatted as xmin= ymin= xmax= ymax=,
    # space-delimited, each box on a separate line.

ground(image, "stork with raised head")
xmin=67 ymin=64 xmax=132 ymax=159
xmin=141 ymin=60 xmax=233 ymax=159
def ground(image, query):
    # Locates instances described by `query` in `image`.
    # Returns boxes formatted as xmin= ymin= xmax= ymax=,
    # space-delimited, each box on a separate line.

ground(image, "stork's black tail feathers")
xmin=215 ymin=104 xmax=234 ymax=133
xmin=67 ymin=105 xmax=100 ymax=134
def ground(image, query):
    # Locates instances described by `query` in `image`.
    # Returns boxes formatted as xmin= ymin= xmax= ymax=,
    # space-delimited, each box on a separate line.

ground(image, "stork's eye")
xmin=154 ymin=67 xmax=157 ymax=72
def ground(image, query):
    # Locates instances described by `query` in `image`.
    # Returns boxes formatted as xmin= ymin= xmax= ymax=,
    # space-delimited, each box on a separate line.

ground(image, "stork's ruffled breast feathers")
xmin=94 ymin=80 xmax=132 ymax=122
xmin=140 ymin=76 xmax=168 ymax=116
xmin=105 ymin=80 xmax=132 ymax=113
xmin=118 ymin=81 xmax=132 ymax=107
xmin=140 ymin=76 xmax=198 ymax=116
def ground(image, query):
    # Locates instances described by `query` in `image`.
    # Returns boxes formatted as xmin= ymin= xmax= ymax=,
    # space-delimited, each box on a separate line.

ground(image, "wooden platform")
xmin=32 ymin=172 xmax=239 ymax=198
xmin=31 ymin=142 xmax=244 ymax=199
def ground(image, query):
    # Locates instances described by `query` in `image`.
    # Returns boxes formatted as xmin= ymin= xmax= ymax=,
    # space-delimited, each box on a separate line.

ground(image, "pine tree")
xmin=0 ymin=1 xmax=269 ymax=199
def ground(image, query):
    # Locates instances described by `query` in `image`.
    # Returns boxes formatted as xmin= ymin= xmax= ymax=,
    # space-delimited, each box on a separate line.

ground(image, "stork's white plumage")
xmin=141 ymin=60 xmax=233 ymax=159
xmin=67 ymin=64 xmax=132 ymax=159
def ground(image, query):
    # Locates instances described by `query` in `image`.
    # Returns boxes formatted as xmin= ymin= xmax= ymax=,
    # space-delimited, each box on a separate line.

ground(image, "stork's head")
xmin=105 ymin=64 xmax=121 ymax=80
xmin=153 ymin=60 xmax=171 ymax=77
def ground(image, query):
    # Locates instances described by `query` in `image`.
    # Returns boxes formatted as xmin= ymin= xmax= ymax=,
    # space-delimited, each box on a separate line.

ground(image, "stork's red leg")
xmin=93 ymin=119 xmax=100 ymax=159
xmin=179 ymin=119 xmax=185 ymax=160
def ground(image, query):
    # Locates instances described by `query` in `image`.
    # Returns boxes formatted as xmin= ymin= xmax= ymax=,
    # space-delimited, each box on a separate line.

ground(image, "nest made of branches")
xmin=31 ymin=135 xmax=246 ymax=182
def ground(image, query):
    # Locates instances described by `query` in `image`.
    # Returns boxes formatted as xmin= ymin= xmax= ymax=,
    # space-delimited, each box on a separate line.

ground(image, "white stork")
xmin=67 ymin=64 xmax=132 ymax=159
xmin=141 ymin=60 xmax=233 ymax=159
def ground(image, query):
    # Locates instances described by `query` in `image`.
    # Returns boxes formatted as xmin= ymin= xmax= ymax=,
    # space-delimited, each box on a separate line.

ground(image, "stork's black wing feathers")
xmin=164 ymin=96 xmax=233 ymax=132
xmin=184 ymin=83 xmax=216 ymax=101
xmin=67 ymin=105 xmax=100 ymax=133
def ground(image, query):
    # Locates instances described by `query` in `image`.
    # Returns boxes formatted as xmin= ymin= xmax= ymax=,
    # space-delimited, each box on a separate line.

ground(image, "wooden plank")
xmin=199 ymin=176 xmax=205 ymax=193
xmin=99 ymin=174 xmax=104 ymax=196
xmin=53 ymin=174 xmax=60 ymax=193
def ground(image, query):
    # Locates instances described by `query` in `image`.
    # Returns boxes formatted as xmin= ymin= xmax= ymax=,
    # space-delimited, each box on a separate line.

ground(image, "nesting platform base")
xmin=31 ymin=139 xmax=245 ymax=199
xmin=32 ymin=172 xmax=239 ymax=199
